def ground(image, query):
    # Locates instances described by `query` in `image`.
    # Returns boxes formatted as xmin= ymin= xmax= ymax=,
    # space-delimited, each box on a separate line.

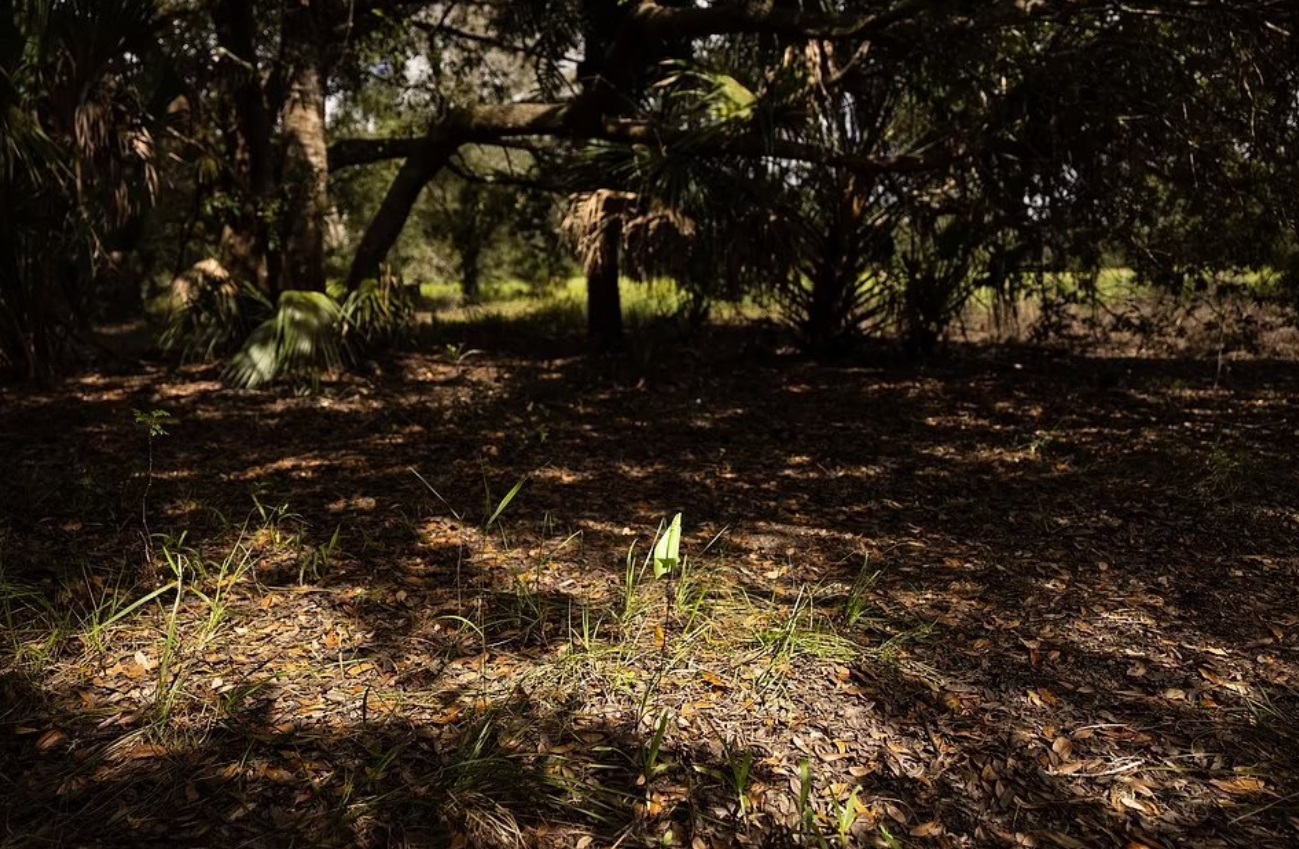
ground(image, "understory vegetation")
xmin=4 ymin=314 xmax=1299 ymax=847
xmin=5 ymin=2 xmax=1299 ymax=847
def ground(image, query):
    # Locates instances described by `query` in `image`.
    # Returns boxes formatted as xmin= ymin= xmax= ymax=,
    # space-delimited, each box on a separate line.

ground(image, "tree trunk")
xmin=345 ymin=133 xmax=461 ymax=291
xmin=577 ymin=1 xmax=633 ymax=349
xmin=276 ymin=1 xmax=338 ymax=294
xmin=461 ymin=247 xmax=482 ymax=302
xmin=279 ymin=57 xmax=330 ymax=292
xmin=211 ymin=0 xmax=275 ymax=293
xmin=587 ymin=215 xmax=623 ymax=349
xmin=453 ymin=182 xmax=484 ymax=302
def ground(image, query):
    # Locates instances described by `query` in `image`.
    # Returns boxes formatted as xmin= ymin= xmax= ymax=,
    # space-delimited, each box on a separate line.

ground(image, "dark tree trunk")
xmin=279 ymin=60 xmax=330 ymax=292
xmin=346 ymin=133 xmax=462 ymax=290
xmin=211 ymin=0 xmax=342 ymax=295
xmin=578 ymin=0 xmax=632 ymax=347
xmin=211 ymin=0 xmax=274 ymax=292
xmin=452 ymin=182 xmax=485 ymax=302
xmin=461 ymin=247 xmax=482 ymax=302
xmin=587 ymin=216 xmax=623 ymax=350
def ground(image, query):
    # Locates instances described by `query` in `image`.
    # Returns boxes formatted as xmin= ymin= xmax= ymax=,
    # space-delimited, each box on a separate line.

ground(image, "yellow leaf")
xmin=1211 ymin=776 xmax=1267 ymax=796
xmin=123 ymin=743 xmax=170 ymax=760
xmin=701 ymin=671 xmax=729 ymax=689
xmin=1116 ymin=793 xmax=1156 ymax=815
xmin=432 ymin=706 xmax=462 ymax=725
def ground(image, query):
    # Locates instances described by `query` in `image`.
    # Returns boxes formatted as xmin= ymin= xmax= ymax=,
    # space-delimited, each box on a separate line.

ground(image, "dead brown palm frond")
xmin=560 ymin=190 xmax=636 ymax=274
xmin=622 ymin=201 xmax=698 ymax=283
xmin=0 ymin=0 xmax=165 ymax=381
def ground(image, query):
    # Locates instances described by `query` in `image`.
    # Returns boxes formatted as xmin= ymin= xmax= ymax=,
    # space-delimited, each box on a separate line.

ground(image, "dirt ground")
xmin=2 ymin=333 xmax=1298 ymax=848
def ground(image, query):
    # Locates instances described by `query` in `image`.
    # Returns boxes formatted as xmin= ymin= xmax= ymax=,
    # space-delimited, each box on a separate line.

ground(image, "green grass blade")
xmin=485 ymin=477 xmax=526 ymax=530
xmin=101 ymin=580 xmax=180 ymax=629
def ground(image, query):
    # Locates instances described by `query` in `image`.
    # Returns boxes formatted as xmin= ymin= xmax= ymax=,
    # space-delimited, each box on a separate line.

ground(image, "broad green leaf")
xmin=710 ymin=73 xmax=757 ymax=121
xmin=225 ymin=290 xmax=343 ymax=388
xmin=653 ymin=512 xmax=682 ymax=578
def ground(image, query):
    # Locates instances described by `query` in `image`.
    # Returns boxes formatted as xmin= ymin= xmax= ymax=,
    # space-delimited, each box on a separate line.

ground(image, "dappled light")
xmin=4 ymin=335 xmax=1298 ymax=847
xmin=4 ymin=1 xmax=1299 ymax=846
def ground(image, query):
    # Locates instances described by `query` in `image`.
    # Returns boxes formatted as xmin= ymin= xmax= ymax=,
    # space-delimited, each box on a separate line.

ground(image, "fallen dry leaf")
xmin=1211 ymin=776 xmax=1267 ymax=796
xmin=910 ymin=820 xmax=943 ymax=837
xmin=35 ymin=729 xmax=66 ymax=752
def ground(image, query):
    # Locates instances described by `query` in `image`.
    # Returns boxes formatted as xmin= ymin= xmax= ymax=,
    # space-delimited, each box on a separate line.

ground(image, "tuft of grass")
xmin=483 ymin=475 xmax=527 ymax=536
xmin=755 ymin=586 xmax=860 ymax=687
xmin=0 ymin=569 xmax=71 ymax=672
xmin=299 ymin=524 xmax=343 ymax=585
xmin=696 ymin=723 xmax=759 ymax=823
xmin=842 ymin=556 xmax=881 ymax=629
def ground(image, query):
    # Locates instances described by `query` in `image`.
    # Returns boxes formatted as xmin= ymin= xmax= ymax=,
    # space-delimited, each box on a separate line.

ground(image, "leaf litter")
xmin=1 ymin=341 xmax=1298 ymax=847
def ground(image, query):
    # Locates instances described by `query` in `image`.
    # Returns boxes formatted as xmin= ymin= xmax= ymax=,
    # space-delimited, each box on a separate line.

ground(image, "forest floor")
xmin=3 ymin=323 xmax=1299 ymax=849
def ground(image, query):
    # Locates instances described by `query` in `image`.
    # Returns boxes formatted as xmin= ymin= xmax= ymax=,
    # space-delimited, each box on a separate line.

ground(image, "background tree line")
xmin=2 ymin=0 xmax=1297 ymax=382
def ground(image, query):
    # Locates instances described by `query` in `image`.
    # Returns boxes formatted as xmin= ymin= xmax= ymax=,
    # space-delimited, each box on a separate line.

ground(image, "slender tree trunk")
xmin=577 ymin=0 xmax=633 ymax=346
xmin=345 ymin=133 xmax=462 ymax=290
xmin=587 ymin=215 xmax=623 ymax=349
xmin=461 ymin=247 xmax=482 ymax=302
xmin=211 ymin=0 xmax=274 ymax=293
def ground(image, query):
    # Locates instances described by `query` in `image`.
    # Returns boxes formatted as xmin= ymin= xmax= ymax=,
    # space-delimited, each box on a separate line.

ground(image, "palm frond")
xmin=225 ymin=290 xmax=345 ymax=389
xmin=560 ymin=189 xmax=635 ymax=273
xmin=341 ymin=272 xmax=415 ymax=349
xmin=160 ymin=259 xmax=269 ymax=362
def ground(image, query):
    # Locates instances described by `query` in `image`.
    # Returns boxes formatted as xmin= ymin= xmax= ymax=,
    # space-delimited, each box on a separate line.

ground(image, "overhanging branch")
xmin=330 ymin=107 xmax=942 ymax=176
xmin=628 ymin=0 xmax=933 ymax=40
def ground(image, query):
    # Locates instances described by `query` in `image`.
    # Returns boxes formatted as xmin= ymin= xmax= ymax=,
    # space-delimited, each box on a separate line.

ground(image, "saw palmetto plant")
xmin=0 ymin=0 xmax=163 ymax=382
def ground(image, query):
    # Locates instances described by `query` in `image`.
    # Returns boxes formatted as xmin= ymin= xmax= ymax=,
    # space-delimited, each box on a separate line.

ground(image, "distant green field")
xmin=417 ymin=276 xmax=764 ymax=324
xmin=414 ymin=266 xmax=1289 ymax=340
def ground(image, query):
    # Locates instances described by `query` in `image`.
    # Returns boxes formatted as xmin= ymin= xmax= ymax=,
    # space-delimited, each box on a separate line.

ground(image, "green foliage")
xmin=7 ymin=0 xmax=1299 ymax=374
xmin=484 ymin=477 xmax=527 ymax=533
xmin=652 ymin=513 xmax=682 ymax=579
xmin=0 ymin=0 xmax=164 ymax=381
xmin=162 ymin=260 xmax=416 ymax=388
xmin=842 ymin=557 xmax=879 ymax=630
xmin=225 ymin=290 xmax=345 ymax=390
xmin=132 ymin=409 xmax=170 ymax=439
xmin=160 ymin=270 xmax=271 ymax=363
xmin=341 ymin=274 xmax=416 ymax=349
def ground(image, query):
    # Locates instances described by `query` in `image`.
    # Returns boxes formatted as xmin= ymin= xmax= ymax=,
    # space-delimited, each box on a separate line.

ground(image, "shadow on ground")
xmin=2 ymin=330 xmax=1298 ymax=847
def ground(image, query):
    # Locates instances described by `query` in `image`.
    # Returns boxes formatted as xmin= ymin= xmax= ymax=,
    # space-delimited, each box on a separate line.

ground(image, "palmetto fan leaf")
xmin=225 ymin=291 xmax=345 ymax=390
xmin=160 ymin=260 xmax=269 ymax=363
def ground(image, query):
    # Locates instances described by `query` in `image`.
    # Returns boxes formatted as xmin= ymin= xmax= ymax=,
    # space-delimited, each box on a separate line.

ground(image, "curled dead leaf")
xmin=1211 ymin=776 xmax=1267 ymax=796
xmin=36 ymin=729 xmax=66 ymax=752
xmin=909 ymin=820 xmax=943 ymax=837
